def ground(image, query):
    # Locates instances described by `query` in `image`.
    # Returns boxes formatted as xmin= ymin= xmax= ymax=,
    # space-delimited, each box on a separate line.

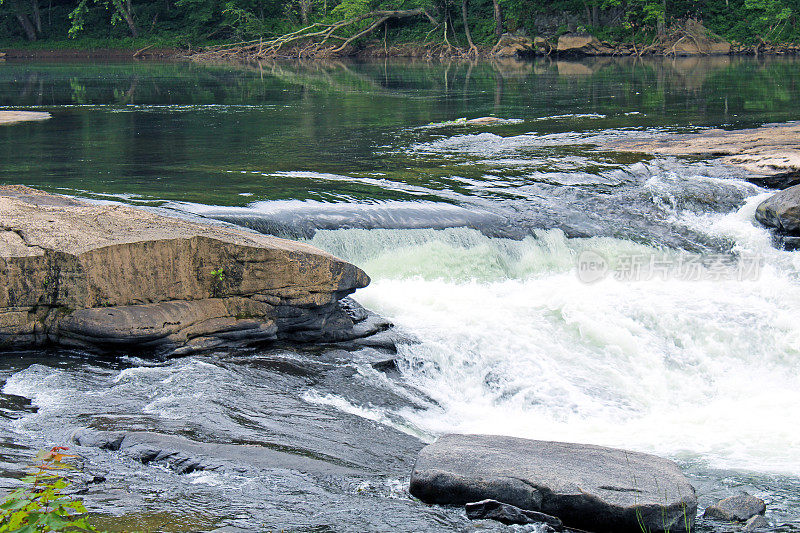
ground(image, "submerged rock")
xmin=747 ymin=171 xmax=800 ymax=190
xmin=465 ymin=499 xmax=563 ymax=529
xmin=703 ymin=493 xmax=766 ymax=522
xmin=742 ymin=515 xmax=770 ymax=531
xmin=0 ymin=185 xmax=371 ymax=355
xmin=409 ymin=434 xmax=697 ymax=533
xmin=755 ymin=184 xmax=800 ymax=235
xmin=465 ymin=117 xmax=505 ymax=125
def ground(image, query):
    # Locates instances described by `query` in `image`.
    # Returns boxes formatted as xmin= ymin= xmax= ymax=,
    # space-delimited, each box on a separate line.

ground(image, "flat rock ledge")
xmin=71 ymin=428 xmax=365 ymax=476
xmin=0 ymin=111 xmax=51 ymax=125
xmin=409 ymin=434 xmax=697 ymax=533
xmin=604 ymin=122 xmax=800 ymax=179
xmin=0 ymin=185 xmax=372 ymax=355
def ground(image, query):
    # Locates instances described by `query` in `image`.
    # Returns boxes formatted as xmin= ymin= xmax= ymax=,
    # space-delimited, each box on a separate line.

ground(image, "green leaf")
xmin=68 ymin=501 xmax=88 ymax=514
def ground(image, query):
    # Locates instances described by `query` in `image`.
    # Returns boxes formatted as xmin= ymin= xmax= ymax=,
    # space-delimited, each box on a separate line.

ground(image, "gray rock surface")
xmin=72 ymin=428 xmax=365 ymax=476
xmin=747 ymin=172 xmax=800 ymax=190
xmin=409 ymin=434 xmax=697 ymax=533
xmin=755 ymin=184 xmax=800 ymax=234
xmin=465 ymin=499 xmax=563 ymax=529
xmin=0 ymin=186 xmax=372 ymax=354
xmin=742 ymin=515 xmax=770 ymax=531
xmin=703 ymin=493 xmax=766 ymax=522
xmin=775 ymin=234 xmax=800 ymax=250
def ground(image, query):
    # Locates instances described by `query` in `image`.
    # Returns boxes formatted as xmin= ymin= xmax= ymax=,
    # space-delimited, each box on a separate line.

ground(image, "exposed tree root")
xmin=189 ymin=8 xmax=440 ymax=60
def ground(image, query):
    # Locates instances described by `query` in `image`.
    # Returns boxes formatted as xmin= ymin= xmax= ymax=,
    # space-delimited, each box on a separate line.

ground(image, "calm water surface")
xmin=1 ymin=57 xmax=799 ymax=532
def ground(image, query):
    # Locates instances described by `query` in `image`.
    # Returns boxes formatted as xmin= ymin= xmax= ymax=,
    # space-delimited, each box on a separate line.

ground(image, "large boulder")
xmin=755 ymin=184 xmax=800 ymax=234
xmin=672 ymin=39 xmax=731 ymax=55
xmin=0 ymin=185 xmax=370 ymax=354
xmin=492 ymin=32 xmax=533 ymax=57
xmin=409 ymin=434 xmax=697 ymax=533
xmin=557 ymin=33 xmax=612 ymax=55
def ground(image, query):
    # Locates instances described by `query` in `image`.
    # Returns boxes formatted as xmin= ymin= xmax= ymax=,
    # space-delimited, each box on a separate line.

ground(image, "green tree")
xmin=68 ymin=0 xmax=138 ymax=37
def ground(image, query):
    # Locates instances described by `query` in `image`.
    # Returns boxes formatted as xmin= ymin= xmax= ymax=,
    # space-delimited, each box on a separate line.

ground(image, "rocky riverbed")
xmin=601 ymin=122 xmax=800 ymax=249
xmin=603 ymin=121 xmax=800 ymax=179
xmin=1 ymin=59 xmax=799 ymax=533
xmin=0 ymin=185 xmax=750 ymax=532
xmin=0 ymin=184 xmax=786 ymax=533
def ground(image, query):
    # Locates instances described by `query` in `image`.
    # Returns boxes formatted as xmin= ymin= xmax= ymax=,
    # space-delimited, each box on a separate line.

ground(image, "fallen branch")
xmin=190 ymin=8 xmax=434 ymax=60
xmin=133 ymin=44 xmax=154 ymax=58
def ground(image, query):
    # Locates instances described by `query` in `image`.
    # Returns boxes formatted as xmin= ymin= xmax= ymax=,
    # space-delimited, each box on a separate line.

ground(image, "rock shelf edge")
xmin=0 ymin=185 xmax=376 ymax=355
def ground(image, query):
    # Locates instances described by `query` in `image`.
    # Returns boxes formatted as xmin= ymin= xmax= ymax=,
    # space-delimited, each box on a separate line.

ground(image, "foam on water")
xmin=1 ymin=359 xmax=233 ymax=436
xmin=302 ymin=390 xmax=425 ymax=439
xmin=308 ymin=202 xmax=800 ymax=476
xmin=408 ymin=128 xmax=681 ymax=157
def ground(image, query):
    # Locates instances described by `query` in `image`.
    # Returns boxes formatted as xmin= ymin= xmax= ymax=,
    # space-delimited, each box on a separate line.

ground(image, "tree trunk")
xmin=461 ymin=0 xmax=477 ymax=55
xmin=493 ymin=0 xmax=502 ymax=39
xmin=31 ymin=0 xmax=42 ymax=33
xmin=592 ymin=3 xmax=599 ymax=27
xmin=112 ymin=0 xmax=138 ymax=37
xmin=15 ymin=13 xmax=38 ymax=40
xmin=125 ymin=0 xmax=138 ymax=37
xmin=300 ymin=0 xmax=310 ymax=25
xmin=123 ymin=12 xmax=138 ymax=36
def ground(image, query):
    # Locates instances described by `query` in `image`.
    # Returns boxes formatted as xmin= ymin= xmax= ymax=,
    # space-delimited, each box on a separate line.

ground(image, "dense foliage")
xmin=0 ymin=0 xmax=798 ymax=48
xmin=0 ymin=448 xmax=100 ymax=533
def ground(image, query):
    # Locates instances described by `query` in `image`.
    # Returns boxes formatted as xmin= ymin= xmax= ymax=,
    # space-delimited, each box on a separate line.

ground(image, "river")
xmin=0 ymin=57 xmax=799 ymax=532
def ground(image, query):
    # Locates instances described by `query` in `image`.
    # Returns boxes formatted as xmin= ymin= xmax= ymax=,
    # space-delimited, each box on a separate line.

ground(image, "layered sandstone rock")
xmin=492 ymin=33 xmax=534 ymax=57
xmin=0 ymin=186 xmax=370 ymax=354
xmin=605 ymin=122 xmax=800 ymax=177
xmin=557 ymin=33 xmax=613 ymax=55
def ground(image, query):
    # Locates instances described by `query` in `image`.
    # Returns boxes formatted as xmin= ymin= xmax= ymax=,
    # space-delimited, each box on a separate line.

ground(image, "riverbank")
xmin=1 ymin=47 xmax=182 ymax=60
xmin=188 ymin=36 xmax=800 ymax=61
xmin=2 ymin=34 xmax=799 ymax=62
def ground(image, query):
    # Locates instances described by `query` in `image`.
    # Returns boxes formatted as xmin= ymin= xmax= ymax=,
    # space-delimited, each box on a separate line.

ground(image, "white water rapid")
xmin=308 ymin=193 xmax=800 ymax=477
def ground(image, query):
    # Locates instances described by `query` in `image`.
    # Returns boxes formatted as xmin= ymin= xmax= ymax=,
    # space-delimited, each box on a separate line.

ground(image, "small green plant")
xmin=210 ymin=267 xmax=226 ymax=297
xmin=0 ymin=447 xmax=101 ymax=532
xmin=210 ymin=268 xmax=225 ymax=282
